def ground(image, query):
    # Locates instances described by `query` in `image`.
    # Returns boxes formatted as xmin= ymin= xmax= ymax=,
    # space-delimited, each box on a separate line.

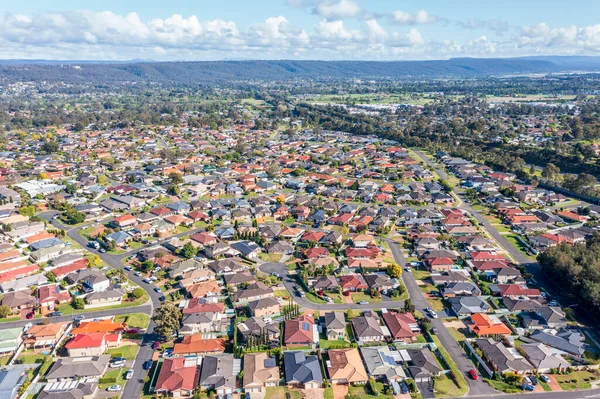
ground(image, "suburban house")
xmin=46 ymin=355 xmax=111 ymax=382
xmin=172 ymin=335 xmax=226 ymax=356
xmin=283 ymin=351 xmax=323 ymax=388
xmin=198 ymin=354 xmax=238 ymax=396
xmin=243 ymin=353 xmax=280 ymax=393
xmin=360 ymin=346 xmax=407 ymax=382
xmin=476 ymin=338 xmax=533 ymax=375
xmin=24 ymin=323 xmax=68 ymax=349
xmin=65 ymin=332 xmax=121 ymax=357
xmin=469 ymin=313 xmax=512 ymax=338
xmin=327 ymin=348 xmax=369 ymax=385
xmin=284 ymin=315 xmax=317 ymax=347
xmin=352 ymin=311 xmax=386 ymax=343
xmin=324 ymin=312 xmax=346 ymax=341
xmin=155 ymin=357 xmax=199 ymax=397
xmin=382 ymin=311 xmax=419 ymax=342
xmin=404 ymin=348 xmax=443 ymax=383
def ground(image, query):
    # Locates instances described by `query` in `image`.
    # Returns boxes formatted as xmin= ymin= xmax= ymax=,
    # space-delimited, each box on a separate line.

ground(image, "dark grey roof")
xmin=283 ymin=351 xmax=322 ymax=384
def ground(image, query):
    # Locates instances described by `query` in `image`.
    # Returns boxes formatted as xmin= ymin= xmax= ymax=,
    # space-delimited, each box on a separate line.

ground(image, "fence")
xmin=463 ymin=340 xmax=493 ymax=378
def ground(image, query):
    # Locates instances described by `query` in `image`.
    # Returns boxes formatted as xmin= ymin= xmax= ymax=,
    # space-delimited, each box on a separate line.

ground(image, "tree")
xmin=541 ymin=163 xmax=560 ymax=181
xmin=168 ymin=172 xmax=184 ymax=185
xmin=386 ymin=263 xmax=402 ymax=278
xmin=179 ymin=242 xmax=198 ymax=259
xmin=153 ymin=303 xmax=182 ymax=338
xmin=88 ymin=255 xmax=101 ymax=267
xmin=0 ymin=305 xmax=11 ymax=318
xmin=131 ymin=287 xmax=145 ymax=299
xmin=71 ymin=297 xmax=85 ymax=310
xmin=41 ymin=140 xmax=59 ymax=154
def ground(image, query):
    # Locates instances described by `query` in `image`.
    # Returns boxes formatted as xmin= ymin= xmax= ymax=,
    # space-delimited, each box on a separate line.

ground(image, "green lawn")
xmin=326 ymin=292 xmax=345 ymax=304
xmin=305 ymin=292 xmax=326 ymax=304
xmin=351 ymin=291 xmax=382 ymax=303
xmin=274 ymin=289 xmax=291 ymax=299
xmin=484 ymin=379 xmax=522 ymax=394
xmin=99 ymin=368 xmax=130 ymax=389
xmin=427 ymin=298 xmax=445 ymax=312
xmin=431 ymin=336 xmax=469 ymax=397
xmin=265 ymin=387 xmax=304 ymax=399
xmin=17 ymin=352 xmax=46 ymax=364
xmin=0 ymin=356 xmax=10 ymax=366
xmin=411 ymin=269 xmax=431 ymax=281
xmin=259 ymin=253 xmax=283 ymax=262
xmin=435 ymin=374 xmax=463 ymax=398
xmin=114 ymin=313 xmax=150 ymax=329
xmin=107 ymin=345 xmax=139 ymax=360
xmin=319 ymin=339 xmax=352 ymax=349
xmin=554 ymin=371 xmax=597 ymax=390
xmin=505 ymin=234 xmax=536 ymax=261
xmin=57 ymin=290 xmax=149 ymax=314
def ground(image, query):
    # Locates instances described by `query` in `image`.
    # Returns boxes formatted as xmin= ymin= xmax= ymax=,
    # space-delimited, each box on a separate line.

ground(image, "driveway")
xmin=332 ymin=384 xmax=348 ymax=399
xmin=305 ymin=388 xmax=324 ymax=399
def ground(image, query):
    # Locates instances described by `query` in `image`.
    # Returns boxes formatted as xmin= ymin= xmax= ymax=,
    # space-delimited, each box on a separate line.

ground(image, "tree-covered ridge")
xmin=0 ymin=58 xmax=590 ymax=84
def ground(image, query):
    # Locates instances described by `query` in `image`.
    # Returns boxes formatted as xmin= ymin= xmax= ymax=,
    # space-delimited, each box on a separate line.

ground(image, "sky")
xmin=1 ymin=0 xmax=599 ymax=61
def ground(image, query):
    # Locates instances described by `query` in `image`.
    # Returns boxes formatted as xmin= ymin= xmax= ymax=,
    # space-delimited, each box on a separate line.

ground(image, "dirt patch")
xmin=332 ymin=384 xmax=348 ymax=399
xmin=305 ymin=388 xmax=324 ymax=399
xmin=443 ymin=320 xmax=467 ymax=329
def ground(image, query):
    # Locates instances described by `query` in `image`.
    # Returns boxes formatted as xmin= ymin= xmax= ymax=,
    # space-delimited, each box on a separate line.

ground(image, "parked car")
xmin=26 ymin=312 xmax=34 ymax=319
xmin=400 ymin=382 xmax=409 ymax=394
xmin=143 ymin=360 xmax=153 ymax=370
xmin=163 ymin=349 xmax=173 ymax=357
xmin=74 ymin=315 xmax=85 ymax=321
xmin=124 ymin=266 xmax=132 ymax=271
xmin=125 ymin=369 xmax=134 ymax=380
xmin=540 ymin=375 xmax=550 ymax=383
xmin=405 ymin=266 xmax=411 ymax=272
xmin=110 ymin=357 xmax=126 ymax=368
xmin=468 ymin=369 xmax=478 ymax=380
xmin=23 ymin=322 xmax=32 ymax=333
xmin=522 ymin=384 xmax=534 ymax=391
xmin=107 ymin=385 xmax=121 ymax=392
xmin=159 ymin=296 xmax=166 ymax=302
xmin=358 ymin=300 xmax=369 ymax=305
xmin=153 ymin=341 xmax=161 ymax=350
xmin=529 ymin=376 xmax=539 ymax=385
xmin=134 ymin=272 xmax=142 ymax=277
xmin=154 ymin=287 xmax=162 ymax=293
xmin=48 ymin=311 xmax=62 ymax=317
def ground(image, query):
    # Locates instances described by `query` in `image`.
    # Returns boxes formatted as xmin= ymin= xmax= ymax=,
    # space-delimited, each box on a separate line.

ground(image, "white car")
xmin=107 ymin=385 xmax=121 ymax=392
xmin=358 ymin=300 xmax=369 ymax=305
xmin=23 ymin=322 xmax=33 ymax=333
xmin=134 ymin=272 xmax=142 ymax=277
xmin=125 ymin=369 xmax=134 ymax=380
xmin=110 ymin=360 xmax=126 ymax=368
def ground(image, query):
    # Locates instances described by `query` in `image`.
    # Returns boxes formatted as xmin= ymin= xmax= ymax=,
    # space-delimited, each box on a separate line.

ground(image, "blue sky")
xmin=1 ymin=0 xmax=599 ymax=60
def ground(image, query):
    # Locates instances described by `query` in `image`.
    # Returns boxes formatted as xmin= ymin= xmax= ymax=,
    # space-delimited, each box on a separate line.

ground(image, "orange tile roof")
xmin=172 ymin=335 xmax=226 ymax=355
xmin=470 ymin=313 xmax=512 ymax=336
xmin=71 ymin=319 xmax=126 ymax=334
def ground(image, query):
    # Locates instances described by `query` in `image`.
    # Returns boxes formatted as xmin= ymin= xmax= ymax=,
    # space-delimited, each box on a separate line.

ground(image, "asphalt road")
xmin=259 ymin=262 xmax=405 ymax=311
xmin=386 ymin=239 xmax=496 ymax=396
xmin=41 ymin=212 xmax=161 ymax=399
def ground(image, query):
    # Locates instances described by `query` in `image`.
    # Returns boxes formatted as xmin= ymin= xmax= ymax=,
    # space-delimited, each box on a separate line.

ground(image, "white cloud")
xmin=392 ymin=10 xmax=437 ymax=26
xmin=314 ymin=19 xmax=361 ymax=41
xmin=365 ymin=19 xmax=388 ymax=42
xmin=519 ymin=23 xmax=600 ymax=52
xmin=313 ymin=0 xmax=362 ymax=20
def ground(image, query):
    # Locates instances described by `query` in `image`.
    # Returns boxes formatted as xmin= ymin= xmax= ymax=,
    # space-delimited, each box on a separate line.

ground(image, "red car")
xmin=153 ymin=341 xmax=160 ymax=350
xmin=126 ymin=328 xmax=139 ymax=334
xmin=469 ymin=369 xmax=478 ymax=380
xmin=26 ymin=312 xmax=34 ymax=319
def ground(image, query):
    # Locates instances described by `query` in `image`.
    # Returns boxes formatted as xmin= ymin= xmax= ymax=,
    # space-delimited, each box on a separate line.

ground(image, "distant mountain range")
xmin=1 ymin=56 xmax=600 ymax=84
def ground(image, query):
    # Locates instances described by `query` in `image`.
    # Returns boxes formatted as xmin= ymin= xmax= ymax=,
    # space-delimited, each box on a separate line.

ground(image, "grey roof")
xmin=283 ymin=351 xmax=323 ymax=385
xmin=448 ymin=296 xmax=490 ymax=315
xmin=530 ymin=329 xmax=585 ymax=356
xmin=198 ymin=354 xmax=236 ymax=389
xmin=476 ymin=338 xmax=533 ymax=373
xmin=46 ymin=355 xmax=110 ymax=380
xmin=352 ymin=313 xmax=384 ymax=339
xmin=85 ymin=288 xmax=123 ymax=302
xmin=406 ymin=348 xmax=442 ymax=379
xmin=520 ymin=343 xmax=569 ymax=370
xmin=0 ymin=366 xmax=29 ymax=399
xmin=324 ymin=312 xmax=346 ymax=330
xmin=443 ymin=282 xmax=482 ymax=297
